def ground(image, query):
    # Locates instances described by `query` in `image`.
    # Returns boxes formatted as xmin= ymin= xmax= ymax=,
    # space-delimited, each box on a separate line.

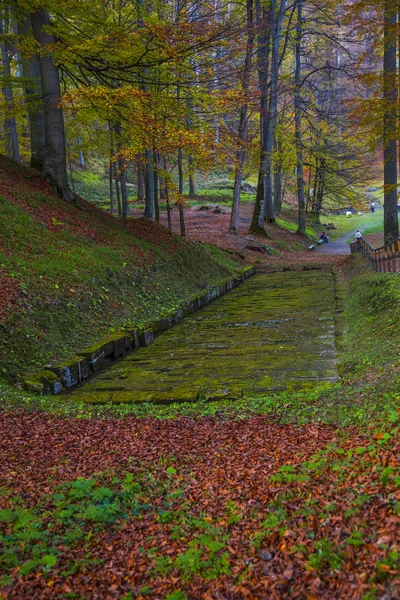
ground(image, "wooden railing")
xmin=350 ymin=236 xmax=400 ymax=273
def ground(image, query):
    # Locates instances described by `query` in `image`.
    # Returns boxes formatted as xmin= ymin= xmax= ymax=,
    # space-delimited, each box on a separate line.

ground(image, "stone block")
xmin=139 ymin=328 xmax=154 ymax=347
xmin=209 ymin=288 xmax=218 ymax=301
xmin=197 ymin=295 xmax=206 ymax=308
xmin=76 ymin=356 xmax=90 ymax=381
xmin=50 ymin=362 xmax=80 ymax=388
xmin=77 ymin=345 xmax=105 ymax=371
xmin=125 ymin=333 xmax=135 ymax=349
xmin=24 ymin=377 xmax=48 ymax=395
xmin=185 ymin=300 xmax=197 ymax=314
xmin=154 ymin=317 xmax=172 ymax=334
xmin=173 ymin=309 xmax=184 ymax=324
xmin=51 ymin=380 xmax=63 ymax=394
xmin=123 ymin=326 xmax=140 ymax=349
xmin=102 ymin=340 xmax=115 ymax=358
xmin=24 ymin=370 xmax=63 ymax=395
xmin=112 ymin=335 xmax=126 ymax=357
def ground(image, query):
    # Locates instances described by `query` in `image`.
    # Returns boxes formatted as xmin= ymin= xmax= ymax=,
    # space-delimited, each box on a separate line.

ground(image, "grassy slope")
xmin=72 ymin=169 xmax=257 ymax=211
xmin=0 ymin=256 xmax=399 ymax=599
xmin=0 ymin=157 xmax=242 ymax=385
xmin=327 ymin=211 xmax=384 ymax=242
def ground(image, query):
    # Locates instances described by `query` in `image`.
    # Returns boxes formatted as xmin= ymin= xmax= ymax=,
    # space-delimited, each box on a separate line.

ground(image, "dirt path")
xmin=132 ymin=203 xmax=350 ymax=268
xmin=317 ymin=232 xmax=353 ymax=255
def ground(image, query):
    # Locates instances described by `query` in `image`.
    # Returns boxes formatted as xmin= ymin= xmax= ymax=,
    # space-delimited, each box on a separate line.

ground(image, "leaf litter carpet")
xmin=1 ymin=412 xmax=399 ymax=599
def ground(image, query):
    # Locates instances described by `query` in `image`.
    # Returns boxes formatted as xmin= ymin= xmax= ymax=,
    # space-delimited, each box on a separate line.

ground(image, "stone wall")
xmin=23 ymin=266 xmax=257 ymax=395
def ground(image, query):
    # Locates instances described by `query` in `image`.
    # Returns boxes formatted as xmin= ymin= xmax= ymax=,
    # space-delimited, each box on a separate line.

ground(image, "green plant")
xmin=306 ymin=540 xmax=343 ymax=571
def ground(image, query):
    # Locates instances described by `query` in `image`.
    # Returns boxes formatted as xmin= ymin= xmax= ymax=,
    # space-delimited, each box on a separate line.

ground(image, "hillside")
xmin=0 ymin=157 xmax=243 ymax=385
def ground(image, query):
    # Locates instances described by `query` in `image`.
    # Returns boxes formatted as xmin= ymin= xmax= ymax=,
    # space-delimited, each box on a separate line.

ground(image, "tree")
xmin=295 ymin=0 xmax=306 ymax=235
xmin=31 ymin=8 xmax=72 ymax=200
xmin=229 ymin=0 xmax=254 ymax=234
xmin=0 ymin=8 xmax=20 ymax=163
xmin=16 ymin=10 xmax=45 ymax=170
xmin=383 ymin=0 xmax=399 ymax=243
xmin=250 ymin=0 xmax=287 ymax=234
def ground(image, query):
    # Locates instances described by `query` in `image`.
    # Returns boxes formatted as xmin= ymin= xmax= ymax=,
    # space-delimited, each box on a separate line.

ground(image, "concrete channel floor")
xmin=71 ymin=271 xmax=339 ymax=405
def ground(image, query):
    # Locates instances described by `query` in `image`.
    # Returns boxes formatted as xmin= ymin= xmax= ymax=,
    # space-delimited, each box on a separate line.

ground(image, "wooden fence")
xmin=350 ymin=236 xmax=400 ymax=273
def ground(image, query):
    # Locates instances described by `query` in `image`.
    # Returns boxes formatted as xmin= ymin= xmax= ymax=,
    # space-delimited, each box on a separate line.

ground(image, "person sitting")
xmin=319 ymin=232 xmax=329 ymax=243
xmin=355 ymin=230 xmax=362 ymax=240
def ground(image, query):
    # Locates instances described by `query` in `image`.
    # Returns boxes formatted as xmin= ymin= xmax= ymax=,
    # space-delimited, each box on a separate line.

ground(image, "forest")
xmin=0 ymin=0 xmax=400 ymax=599
xmin=0 ymin=0 xmax=398 ymax=241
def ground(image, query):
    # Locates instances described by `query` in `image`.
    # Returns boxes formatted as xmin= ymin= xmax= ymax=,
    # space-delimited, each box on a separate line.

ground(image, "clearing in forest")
xmin=72 ymin=270 xmax=339 ymax=405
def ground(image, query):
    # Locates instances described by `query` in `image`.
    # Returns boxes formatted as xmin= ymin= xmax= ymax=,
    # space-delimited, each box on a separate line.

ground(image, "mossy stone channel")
xmin=71 ymin=271 xmax=339 ymax=405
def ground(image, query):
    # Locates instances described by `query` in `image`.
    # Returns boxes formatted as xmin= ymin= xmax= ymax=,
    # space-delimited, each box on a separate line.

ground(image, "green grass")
xmin=71 ymin=171 xmax=113 ymax=210
xmin=71 ymin=169 xmax=258 ymax=212
xmin=275 ymin=217 xmax=316 ymax=238
xmin=326 ymin=211 xmax=383 ymax=241
xmin=195 ymin=189 xmax=254 ymax=206
xmin=0 ymin=158 xmax=243 ymax=385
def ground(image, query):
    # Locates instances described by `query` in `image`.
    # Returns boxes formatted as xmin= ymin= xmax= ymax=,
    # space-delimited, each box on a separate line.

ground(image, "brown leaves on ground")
xmin=133 ymin=202 xmax=349 ymax=270
xmin=0 ymin=412 xmax=399 ymax=599
xmin=0 ymin=156 xmax=179 ymax=256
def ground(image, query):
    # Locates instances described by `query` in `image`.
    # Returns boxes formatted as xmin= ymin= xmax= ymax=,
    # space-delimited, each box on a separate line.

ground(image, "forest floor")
xmin=1 ymin=165 xmax=399 ymax=599
xmin=131 ymin=202 xmax=351 ymax=271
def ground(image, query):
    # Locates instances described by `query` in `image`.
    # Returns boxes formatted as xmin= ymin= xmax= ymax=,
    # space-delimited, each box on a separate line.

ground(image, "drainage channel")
xmin=70 ymin=271 xmax=339 ymax=405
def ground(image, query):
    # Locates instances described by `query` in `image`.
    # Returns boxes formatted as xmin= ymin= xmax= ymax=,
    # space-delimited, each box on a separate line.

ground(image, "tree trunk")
xmin=0 ymin=13 xmax=20 ymax=163
xmin=109 ymin=125 xmax=115 ymax=214
xmin=109 ymin=163 xmax=114 ymax=215
xmin=310 ymin=157 xmax=324 ymax=218
xmin=315 ymin=158 xmax=325 ymax=218
xmin=251 ymin=169 xmax=270 ymax=235
xmin=230 ymin=0 xmax=254 ymax=234
xmin=383 ymin=0 xmax=399 ymax=243
xmin=273 ymin=129 xmax=283 ymax=215
xmin=159 ymin=154 xmax=166 ymax=199
xmin=78 ymin=136 xmax=84 ymax=168
xmin=113 ymin=160 xmax=122 ymax=218
xmin=186 ymin=96 xmax=196 ymax=197
xmin=178 ymin=144 xmax=186 ymax=237
xmin=250 ymin=0 xmax=270 ymax=234
xmin=31 ymin=9 xmax=72 ymax=200
xmin=177 ymin=85 xmax=186 ymax=237
xmin=188 ymin=158 xmax=195 ymax=197
xmin=137 ymin=155 xmax=145 ymax=202
xmin=119 ymin=164 xmax=128 ymax=219
xmin=163 ymin=155 xmax=172 ymax=231
xmin=114 ymin=122 xmax=128 ymax=219
xmin=263 ymin=0 xmax=286 ymax=224
xmin=273 ymin=158 xmax=282 ymax=215
xmin=295 ymin=0 xmax=306 ymax=235
xmin=144 ymin=148 xmax=154 ymax=219
xmin=153 ymin=149 xmax=160 ymax=223
xmin=231 ymin=154 xmax=244 ymax=234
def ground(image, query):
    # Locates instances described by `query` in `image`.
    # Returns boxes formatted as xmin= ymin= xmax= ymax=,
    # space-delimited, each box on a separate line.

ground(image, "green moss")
xmin=70 ymin=271 xmax=339 ymax=405
xmin=41 ymin=370 xmax=58 ymax=382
